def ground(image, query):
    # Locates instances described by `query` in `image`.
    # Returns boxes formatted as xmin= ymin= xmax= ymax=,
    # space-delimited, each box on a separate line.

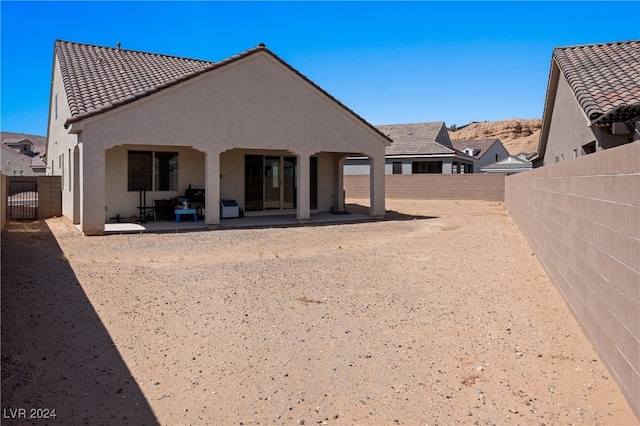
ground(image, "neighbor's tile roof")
xmin=553 ymin=40 xmax=640 ymax=125
xmin=376 ymin=122 xmax=455 ymax=155
xmin=54 ymin=40 xmax=392 ymax=143
xmin=450 ymin=139 xmax=499 ymax=159
xmin=2 ymin=131 xmax=46 ymax=148
xmin=1 ymin=131 xmax=47 ymax=168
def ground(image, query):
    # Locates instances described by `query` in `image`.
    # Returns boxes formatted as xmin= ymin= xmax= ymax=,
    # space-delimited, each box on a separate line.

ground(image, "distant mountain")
xmin=449 ymin=118 xmax=541 ymax=156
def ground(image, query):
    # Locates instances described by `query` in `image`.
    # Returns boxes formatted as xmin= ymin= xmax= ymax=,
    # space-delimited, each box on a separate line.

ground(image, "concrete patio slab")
xmin=103 ymin=211 xmax=373 ymax=234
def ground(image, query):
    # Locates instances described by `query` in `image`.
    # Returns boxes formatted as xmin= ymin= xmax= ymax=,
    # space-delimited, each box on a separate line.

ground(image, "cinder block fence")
xmin=344 ymin=173 xmax=505 ymax=202
xmin=37 ymin=176 xmax=62 ymax=219
xmin=505 ymin=142 xmax=640 ymax=419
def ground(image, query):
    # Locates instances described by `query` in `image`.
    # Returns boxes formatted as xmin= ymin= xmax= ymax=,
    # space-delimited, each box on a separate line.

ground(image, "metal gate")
xmin=8 ymin=179 xmax=38 ymax=220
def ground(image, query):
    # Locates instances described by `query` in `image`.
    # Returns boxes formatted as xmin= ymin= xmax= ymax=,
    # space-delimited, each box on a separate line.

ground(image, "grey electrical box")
xmin=220 ymin=199 xmax=239 ymax=218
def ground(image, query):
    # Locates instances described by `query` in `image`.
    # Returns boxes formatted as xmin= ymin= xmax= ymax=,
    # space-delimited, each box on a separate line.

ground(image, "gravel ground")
xmin=2 ymin=199 xmax=637 ymax=425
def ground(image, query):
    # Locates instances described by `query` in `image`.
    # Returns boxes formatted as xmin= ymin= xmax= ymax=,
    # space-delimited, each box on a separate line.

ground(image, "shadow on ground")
xmin=346 ymin=203 xmax=439 ymax=221
xmin=1 ymin=221 xmax=158 ymax=425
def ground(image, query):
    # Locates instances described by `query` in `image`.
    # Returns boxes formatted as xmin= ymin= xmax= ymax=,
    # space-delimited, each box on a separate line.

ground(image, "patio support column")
xmin=205 ymin=150 xmax=220 ymax=229
xmin=369 ymin=155 xmax=385 ymax=219
xmin=297 ymin=153 xmax=310 ymax=224
xmin=442 ymin=159 xmax=453 ymax=174
xmin=337 ymin=156 xmax=346 ymax=211
xmin=79 ymin=140 xmax=106 ymax=235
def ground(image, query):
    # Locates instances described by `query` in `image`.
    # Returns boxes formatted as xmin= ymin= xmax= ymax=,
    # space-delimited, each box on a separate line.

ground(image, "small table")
xmin=175 ymin=208 xmax=198 ymax=223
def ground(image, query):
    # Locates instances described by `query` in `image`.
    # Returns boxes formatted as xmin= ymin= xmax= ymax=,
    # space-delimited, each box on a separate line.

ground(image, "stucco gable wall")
xmin=1 ymin=148 xmax=35 ymax=177
xmin=75 ymin=52 xmax=386 ymax=158
xmin=475 ymin=142 xmax=510 ymax=171
xmin=47 ymin=56 xmax=79 ymax=221
xmin=434 ymin=124 xmax=453 ymax=149
xmin=543 ymin=73 xmax=598 ymax=164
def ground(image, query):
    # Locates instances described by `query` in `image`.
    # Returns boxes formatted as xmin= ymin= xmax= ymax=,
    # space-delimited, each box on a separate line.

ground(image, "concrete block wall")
xmin=505 ymin=141 xmax=640 ymax=419
xmin=343 ymin=175 xmax=371 ymax=200
xmin=344 ymin=174 xmax=505 ymax=202
xmin=37 ymin=176 xmax=62 ymax=219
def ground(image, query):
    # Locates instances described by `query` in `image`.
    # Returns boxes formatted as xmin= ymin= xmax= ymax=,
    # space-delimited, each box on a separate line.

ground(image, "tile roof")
xmin=450 ymin=139 xmax=499 ymax=159
xmin=376 ymin=122 xmax=455 ymax=155
xmin=54 ymin=40 xmax=392 ymax=143
xmin=56 ymin=40 xmax=217 ymax=126
xmin=553 ymin=40 xmax=640 ymax=125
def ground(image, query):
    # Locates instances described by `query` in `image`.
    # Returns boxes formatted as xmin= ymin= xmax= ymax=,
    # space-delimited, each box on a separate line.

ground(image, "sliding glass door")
xmin=245 ymin=155 xmax=315 ymax=212
xmin=264 ymin=156 xmax=281 ymax=210
xmin=282 ymin=157 xmax=296 ymax=209
xmin=245 ymin=155 xmax=263 ymax=211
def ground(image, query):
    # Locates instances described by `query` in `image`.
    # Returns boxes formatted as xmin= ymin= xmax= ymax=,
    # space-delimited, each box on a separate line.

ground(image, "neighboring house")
xmin=532 ymin=40 xmax=640 ymax=167
xmin=344 ymin=122 xmax=475 ymax=175
xmin=451 ymin=138 xmax=510 ymax=173
xmin=480 ymin=154 xmax=532 ymax=174
xmin=1 ymin=131 xmax=47 ymax=176
xmin=46 ymin=40 xmax=390 ymax=235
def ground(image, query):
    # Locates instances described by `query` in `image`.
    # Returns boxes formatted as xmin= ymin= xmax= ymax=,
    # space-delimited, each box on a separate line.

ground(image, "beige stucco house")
xmin=45 ymin=40 xmax=390 ymax=235
xmin=532 ymin=40 xmax=640 ymax=167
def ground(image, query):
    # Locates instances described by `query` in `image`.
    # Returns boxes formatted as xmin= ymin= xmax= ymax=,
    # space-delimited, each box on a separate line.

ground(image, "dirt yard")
xmin=2 ymin=199 xmax=637 ymax=425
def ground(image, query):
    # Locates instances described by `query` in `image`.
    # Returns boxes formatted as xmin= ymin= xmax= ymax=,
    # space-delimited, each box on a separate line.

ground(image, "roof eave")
xmin=531 ymin=58 xmax=561 ymax=164
xmin=45 ymin=41 xmax=60 ymax=157
xmin=589 ymin=103 xmax=640 ymax=126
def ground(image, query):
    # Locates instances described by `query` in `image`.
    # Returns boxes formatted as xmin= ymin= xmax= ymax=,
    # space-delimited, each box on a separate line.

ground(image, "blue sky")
xmin=2 ymin=1 xmax=639 ymax=136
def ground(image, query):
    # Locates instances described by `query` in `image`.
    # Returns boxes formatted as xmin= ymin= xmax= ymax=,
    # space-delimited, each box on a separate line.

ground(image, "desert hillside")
xmin=450 ymin=118 xmax=542 ymax=156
